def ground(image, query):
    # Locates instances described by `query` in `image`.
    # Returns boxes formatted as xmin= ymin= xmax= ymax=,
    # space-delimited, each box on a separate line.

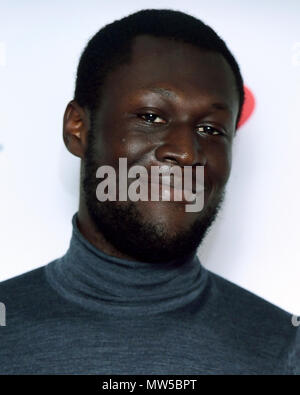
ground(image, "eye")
xmin=137 ymin=113 xmax=166 ymax=124
xmin=196 ymin=125 xmax=223 ymax=136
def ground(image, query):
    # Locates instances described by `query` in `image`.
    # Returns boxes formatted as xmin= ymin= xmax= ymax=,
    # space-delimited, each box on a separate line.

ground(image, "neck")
xmin=45 ymin=212 xmax=209 ymax=317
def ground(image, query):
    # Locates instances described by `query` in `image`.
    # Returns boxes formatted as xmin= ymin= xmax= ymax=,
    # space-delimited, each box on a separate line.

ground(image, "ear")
xmin=63 ymin=100 xmax=90 ymax=158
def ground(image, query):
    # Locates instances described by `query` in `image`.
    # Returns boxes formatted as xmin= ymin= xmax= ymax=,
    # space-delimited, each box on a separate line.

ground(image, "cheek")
xmin=206 ymin=144 xmax=232 ymax=187
xmin=93 ymin=116 xmax=153 ymax=167
xmin=120 ymin=135 xmax=155 ymax=167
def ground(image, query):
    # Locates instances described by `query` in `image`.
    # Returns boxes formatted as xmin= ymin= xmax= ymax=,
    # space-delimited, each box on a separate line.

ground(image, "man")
xmin=0 ymin=9 xmax=297 ymax=374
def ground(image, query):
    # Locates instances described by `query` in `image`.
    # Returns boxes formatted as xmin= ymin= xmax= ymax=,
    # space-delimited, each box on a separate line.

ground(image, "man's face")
xmin=82 ymin=35 xmax=239 ymax=262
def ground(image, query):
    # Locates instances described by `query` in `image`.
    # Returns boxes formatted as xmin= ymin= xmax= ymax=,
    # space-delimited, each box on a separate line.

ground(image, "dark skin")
xmin=63 ymin=35 xmax=240 ymax=261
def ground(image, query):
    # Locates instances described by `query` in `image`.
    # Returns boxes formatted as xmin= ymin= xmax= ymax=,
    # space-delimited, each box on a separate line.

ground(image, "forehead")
xmin=102 ymin=34 xmax=239 ymax=110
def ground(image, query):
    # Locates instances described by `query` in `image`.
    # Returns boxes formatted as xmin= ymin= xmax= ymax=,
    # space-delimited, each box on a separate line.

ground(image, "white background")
xmin=0 ymin=0 xmax=300 ymax=314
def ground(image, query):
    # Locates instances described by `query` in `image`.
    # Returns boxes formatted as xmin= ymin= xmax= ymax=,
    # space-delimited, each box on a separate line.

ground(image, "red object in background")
xmin=237 ymin=85 xmax=255 ymax=129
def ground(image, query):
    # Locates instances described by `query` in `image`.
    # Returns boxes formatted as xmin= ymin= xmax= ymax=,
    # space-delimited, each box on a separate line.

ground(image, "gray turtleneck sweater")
xmin=0 ymin=214 xmax=298 ymax=374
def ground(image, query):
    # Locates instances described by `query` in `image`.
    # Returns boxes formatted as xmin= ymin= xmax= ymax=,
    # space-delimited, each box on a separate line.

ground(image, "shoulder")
xmin=0 ymin=263 xmax=69 ymax=323
xmin=206 ymin=269 xmax=295 ymax=338
xmin=204 ymin=270 xmax=298 ymax=373
xmin=0 ymin=266 xmax=49 ymax=304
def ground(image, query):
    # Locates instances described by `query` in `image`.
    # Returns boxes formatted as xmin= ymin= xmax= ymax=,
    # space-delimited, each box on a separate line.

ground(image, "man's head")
xmin=63 ymin=9 xmax=244 ymax=263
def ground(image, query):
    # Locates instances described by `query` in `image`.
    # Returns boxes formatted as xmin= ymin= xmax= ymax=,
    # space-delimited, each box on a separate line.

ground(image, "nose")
xmin=154 ymin=122 xmax=207 ymax=167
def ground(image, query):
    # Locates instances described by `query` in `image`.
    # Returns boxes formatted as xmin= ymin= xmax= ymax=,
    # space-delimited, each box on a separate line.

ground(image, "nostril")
xmin=163 ymin=157 xmax=178 ymax=164
xmin=154 ymin=141 xmax=202 ymax=167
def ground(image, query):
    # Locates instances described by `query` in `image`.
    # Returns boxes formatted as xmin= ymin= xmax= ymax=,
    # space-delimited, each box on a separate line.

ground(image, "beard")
xmin=82 ymin=131 xmax=226 ymax=263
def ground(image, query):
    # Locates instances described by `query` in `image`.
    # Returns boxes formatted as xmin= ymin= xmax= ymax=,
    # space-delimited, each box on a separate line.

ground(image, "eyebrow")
xmin=143 ymin=87 xmax=232 ymax=114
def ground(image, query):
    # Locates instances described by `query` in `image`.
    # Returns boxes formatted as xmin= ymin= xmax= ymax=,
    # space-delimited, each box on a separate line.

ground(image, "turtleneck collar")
xmin=45 ymin=213 xmax=209 ymax=317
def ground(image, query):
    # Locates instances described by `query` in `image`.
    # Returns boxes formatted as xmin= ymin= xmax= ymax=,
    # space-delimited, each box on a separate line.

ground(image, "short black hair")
xmin=74 ymin=9 xmax=244 ymax=126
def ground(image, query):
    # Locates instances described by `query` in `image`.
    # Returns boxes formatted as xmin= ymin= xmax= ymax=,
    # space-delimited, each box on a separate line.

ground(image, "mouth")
xmin=137 ymin=176 xmax=204 ymax=203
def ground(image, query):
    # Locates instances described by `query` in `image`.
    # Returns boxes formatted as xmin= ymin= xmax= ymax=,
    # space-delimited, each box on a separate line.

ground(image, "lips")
xmin=137 ymin=174 xmax=204 ymax=203
xmin=145 ymin=164 xmax=204 ymax=193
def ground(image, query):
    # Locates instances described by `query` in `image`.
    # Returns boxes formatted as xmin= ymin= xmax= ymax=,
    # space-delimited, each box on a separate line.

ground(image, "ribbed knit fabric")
xmin=0 ymin=213 xmax=298 ymax=374
xmin=45 ymin=214 xmax=209 ymax=318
